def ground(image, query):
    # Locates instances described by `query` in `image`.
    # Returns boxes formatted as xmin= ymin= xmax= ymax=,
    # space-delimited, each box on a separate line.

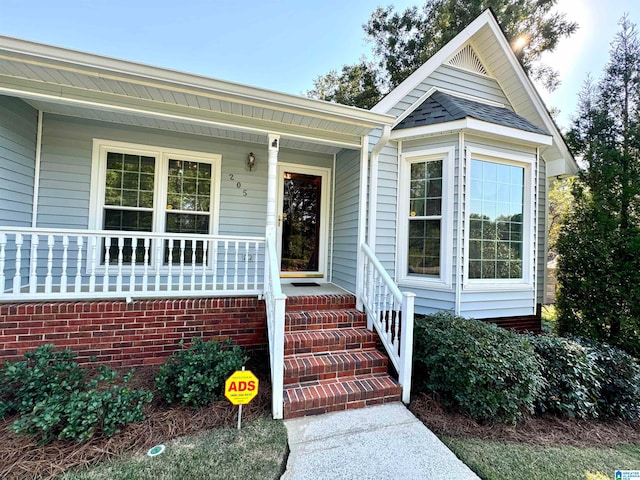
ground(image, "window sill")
xmin=398 ymin=276 xmax=453 ymax=291
xmin=462 ymin=280 xmax=533 ymax=292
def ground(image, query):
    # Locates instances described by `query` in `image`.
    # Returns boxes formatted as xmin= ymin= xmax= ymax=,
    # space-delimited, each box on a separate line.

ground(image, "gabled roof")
xmin=395 ymin=90 xmax=548 ymax=135
xmin=373 ymin=9 xmax=578 ymax=177
xmin=0 ymin=35 xmax=394 ymax=154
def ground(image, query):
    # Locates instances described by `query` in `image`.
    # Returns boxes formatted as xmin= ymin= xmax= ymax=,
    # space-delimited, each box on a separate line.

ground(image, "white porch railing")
xmin=0 ymin=227 xmax=265 ymax=301
xmin=361 ymin=243 xmax=415 ymax=404
xmin=264 ymin=233 xmax=286 ymax=419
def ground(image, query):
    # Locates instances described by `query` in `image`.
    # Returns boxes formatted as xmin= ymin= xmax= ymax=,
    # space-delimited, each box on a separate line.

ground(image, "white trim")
xmin=396 ymin=146 xmax=455 ymax=290
xmin=462 ymin=145 xmax=536 ymax=291
xmin=88 ymin=139 xmax=222 ymax=269
xmin=368 ymin=126 xmax=392 ymax=252
xmin=356 ymin=136 xmax=369 ymax=310
xmin=31 ymin=110 xmax=43 ymax=228
xmin=391 ymin=118 xmax=553 ymax=146
xmin=329 ymin=153 xmax=337 ymax=283
xmin=275 ymin=162 xmax=331 ymax=281
xmin=455 ymin=133 xmax=465 ymax=315
xmin=0 ymin=86 xmax=365 ymax=151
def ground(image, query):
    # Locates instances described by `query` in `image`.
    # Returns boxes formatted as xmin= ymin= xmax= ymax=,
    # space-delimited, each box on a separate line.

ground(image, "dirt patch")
xmin=0 ymin=357 xmax=272 ymax=480
xmin=410 ymin=392 xmax=640 ymax=447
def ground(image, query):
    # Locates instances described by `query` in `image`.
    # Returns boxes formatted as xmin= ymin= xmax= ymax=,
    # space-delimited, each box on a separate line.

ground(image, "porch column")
xmin=265 ymin=134 xmax=280 ymax=238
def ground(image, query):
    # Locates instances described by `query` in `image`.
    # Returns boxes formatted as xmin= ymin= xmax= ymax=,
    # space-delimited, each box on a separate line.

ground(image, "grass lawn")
xmin=442 ymin=436 xmax=640 ymax=480
xmin=57 ymin=417 xmax=288 ymax=480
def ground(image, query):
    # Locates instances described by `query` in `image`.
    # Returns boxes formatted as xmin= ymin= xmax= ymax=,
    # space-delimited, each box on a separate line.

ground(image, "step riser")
xmin=285 ymin=312 xmax=367 ymax=332
xmin=285 ymin=294 xmax=356 ymax=312
xmin=283 ymin=378 xmax=402 ymax=419
xmin=284 ymin=351 xmax=389 ymax=385
xmin=285 ymin=338 xmax=377 ymax=356
xmin=284 ymin=366 xmax=388 ymax=385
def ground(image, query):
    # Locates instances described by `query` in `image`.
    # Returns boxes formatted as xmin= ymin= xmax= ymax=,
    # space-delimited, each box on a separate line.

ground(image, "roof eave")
xmin=0 ymin=35 xmax=394 ymax=130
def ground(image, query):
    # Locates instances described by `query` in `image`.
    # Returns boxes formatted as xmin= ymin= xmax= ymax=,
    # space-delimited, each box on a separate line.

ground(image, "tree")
xmin=556 ymin=16 xmax=640 ymax=355
xmin=308 ymin=0 xmax=577 ymax=108
xmin=547 ymin=176 xmax=575 ymax=260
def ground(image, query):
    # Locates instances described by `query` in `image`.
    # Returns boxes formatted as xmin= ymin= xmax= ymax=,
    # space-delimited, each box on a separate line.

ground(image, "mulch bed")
xmin=410 ymin=392 xmax=640 ymax=448
xmin=0 ymin=357 xmax=272 ymax=480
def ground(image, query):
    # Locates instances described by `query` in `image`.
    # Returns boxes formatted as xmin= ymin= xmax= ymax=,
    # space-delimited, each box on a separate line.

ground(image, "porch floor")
xmin=281 ymin=283 xmax=351 ymax=297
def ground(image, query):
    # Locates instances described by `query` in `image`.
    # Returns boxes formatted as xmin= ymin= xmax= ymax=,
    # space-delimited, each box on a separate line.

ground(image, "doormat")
xmin=290 ymin=282 xmax=321 ymax=287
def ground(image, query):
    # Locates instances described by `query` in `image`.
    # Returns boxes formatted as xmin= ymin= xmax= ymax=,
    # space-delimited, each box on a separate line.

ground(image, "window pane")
xmin=104 ymin=151 xmax=155 ymax=208
xmin=103 ymin=209 xmax=152 ymax=264
xmin=407 ymin=219 xmax=440 ymax=276
xmin=468 ymin=159 xmax=524 ymax=280
xmin=166 ymin=159 xmax=211 ymax=212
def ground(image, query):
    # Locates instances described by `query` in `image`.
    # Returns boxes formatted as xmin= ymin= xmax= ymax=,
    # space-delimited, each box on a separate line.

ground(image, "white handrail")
xmin=0 ymin=227 xmax=265 ymax=301
xmin=360 ymin=242 xmax=415 ymax=404
xmin=264 ymin=233 xmax=286 ymax=419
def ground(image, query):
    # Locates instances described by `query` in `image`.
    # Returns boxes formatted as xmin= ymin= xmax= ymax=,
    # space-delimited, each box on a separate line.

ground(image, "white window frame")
xmin=88 ymin=139 xmax=221 ymax=269
xmin=463 ymin=145 xmax=536 ymax=291
xmin=396 ymin=146 xmax=455 ymax=289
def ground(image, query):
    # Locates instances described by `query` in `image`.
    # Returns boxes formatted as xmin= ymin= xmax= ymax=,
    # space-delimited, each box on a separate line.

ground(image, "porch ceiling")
xmin=0 ymin=35 xmax=393 ymax=154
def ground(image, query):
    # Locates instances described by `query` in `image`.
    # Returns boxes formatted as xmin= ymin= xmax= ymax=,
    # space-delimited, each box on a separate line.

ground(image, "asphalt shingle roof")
xmin=394 ymin=91 xmax=548 ymax=135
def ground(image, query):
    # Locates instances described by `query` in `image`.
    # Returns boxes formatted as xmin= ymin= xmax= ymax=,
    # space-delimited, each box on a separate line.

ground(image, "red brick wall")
xmin=483 ymin=304 xmax=543 ymax=333
xmin=0 ymin=297 xmax=267 ymax=367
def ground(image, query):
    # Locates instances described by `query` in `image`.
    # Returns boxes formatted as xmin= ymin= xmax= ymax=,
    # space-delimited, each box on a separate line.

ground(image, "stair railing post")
xmin=399 ymin=291 xmax=415 ymax=404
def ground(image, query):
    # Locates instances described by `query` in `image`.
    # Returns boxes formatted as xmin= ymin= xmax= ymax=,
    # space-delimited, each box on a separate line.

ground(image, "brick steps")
xmin=283 ymin=349 xmax=389 ymax=385
xmin=282 ymin=294 xmax=401 ymax=419
xmin=283 ymin=375 xmax=402 ymax=418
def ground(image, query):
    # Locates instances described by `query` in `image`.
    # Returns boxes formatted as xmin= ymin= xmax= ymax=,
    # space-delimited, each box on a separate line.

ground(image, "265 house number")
xmin=228 ymin=174 xmax=248 ymax=196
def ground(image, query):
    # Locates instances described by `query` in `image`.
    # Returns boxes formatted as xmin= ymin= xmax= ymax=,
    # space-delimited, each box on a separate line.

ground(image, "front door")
xmin=277 ymin=164 xmax=330 ymax=280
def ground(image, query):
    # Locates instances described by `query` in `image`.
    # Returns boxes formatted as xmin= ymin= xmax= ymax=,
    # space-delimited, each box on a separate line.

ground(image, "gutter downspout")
xmin=31 ymin=110 xmax=43 ymax=227
xmin=367 ymin=125 xmax=392 ymax=252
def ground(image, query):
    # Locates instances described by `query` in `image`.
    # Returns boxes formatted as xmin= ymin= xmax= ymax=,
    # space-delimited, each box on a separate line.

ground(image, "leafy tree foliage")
xmin=547 ymin=177 xmax=575 ymax=259
xmin=557 ymin=16 xmax=640 ymax=355
xmin=308 ymin=0 xmax=577 ymax=108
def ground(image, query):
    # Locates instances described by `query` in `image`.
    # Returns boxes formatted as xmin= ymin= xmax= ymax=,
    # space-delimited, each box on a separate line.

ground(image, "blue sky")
xmin=0 ymin=0 xmax=637 ymax=130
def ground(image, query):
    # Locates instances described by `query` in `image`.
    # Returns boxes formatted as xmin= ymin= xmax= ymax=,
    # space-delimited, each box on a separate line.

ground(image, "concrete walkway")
xmin=281 ymin=403 xmax=480 ymax=480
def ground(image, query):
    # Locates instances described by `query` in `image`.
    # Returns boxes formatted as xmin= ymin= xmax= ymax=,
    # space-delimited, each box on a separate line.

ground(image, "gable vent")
xmin=447 ymin=45 xmax=488 ymax=76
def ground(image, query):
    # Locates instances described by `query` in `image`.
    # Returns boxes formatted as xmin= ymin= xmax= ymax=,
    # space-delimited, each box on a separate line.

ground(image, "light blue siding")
xmin=388 ymin=64 xmax=510 ymax=118
xmin=37 ymin=115 xmax=333 ymax=239
xmin=537 ymin=158 xmax=547 ymax=305
xmin=0 ymin=96 xmax=37 ymax=227
xmin=332 ymin=148 xmax=360 ymax=293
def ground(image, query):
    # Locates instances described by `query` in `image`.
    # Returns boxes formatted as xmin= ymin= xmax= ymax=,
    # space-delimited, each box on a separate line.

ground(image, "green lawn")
xmin=442 ymin=436 xmax=640 ymax=480
xmin=58 ymin=417 xmax=288 ymax=480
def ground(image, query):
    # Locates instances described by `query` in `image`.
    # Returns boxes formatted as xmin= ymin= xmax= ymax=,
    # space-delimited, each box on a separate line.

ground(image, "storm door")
xmin=276 ymin=164 xmax=329 ymax=279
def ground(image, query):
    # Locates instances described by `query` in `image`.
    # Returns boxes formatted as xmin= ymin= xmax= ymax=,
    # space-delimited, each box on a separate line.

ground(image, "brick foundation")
xmin=0 ymin=297 xmax=267 ymax=367
xmin=483 ymin=304 xmax=543 ymax=333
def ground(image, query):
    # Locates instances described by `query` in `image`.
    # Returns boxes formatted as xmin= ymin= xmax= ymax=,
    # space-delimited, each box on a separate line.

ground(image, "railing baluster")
xmin=143 ymin=238 xmax=150 ymax=291
xmin=0 ymin=233 xmax=6 ymax=293
xmin=200 ymin=241 xmax=208 ymax=291
xmin=233 ymin=240 xmax=239 ymax=290
xmin=103 ymin=236 xmax=111 ymax=293
xmin=75 ymin=236 xmax=83 ymax=293
xmin=130 ymin=237 xmax=137 ymax=293
xmin=190 ymin=241 xmax=196 ymax=291
xmin=253 ymin=241 xmax=259 ymax=290
xmin=155 ymin=240 xmax=162 ymax=291
xmin=167 ymin=239 xmax=174 ymax=291
xmin=89 ymin=236 xmax=97 ymax=293
xmin=13 ymin=233 xmax=23 ymax=294
xmin=61 ymin=235 xmax=69 ymax=293
xmin=223 ymin=240 xmax=229 ymax=290
xmin=243 ymin=242 xmax=249 ymax=289
xmin=116 ymin=237 xmax=124 ymax=292
xmin=179 ymin=239 xmax=185 ymax=291
xmin=212 ymin=241 xmax=218 ymax=291
xmin=29 ymin=234 xmax=38 ymax=293
xmin=43 ymin=236 xmax=52 ymax=291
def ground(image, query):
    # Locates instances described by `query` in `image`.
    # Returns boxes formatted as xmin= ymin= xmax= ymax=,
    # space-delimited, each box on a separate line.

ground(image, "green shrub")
xmin=576 ymin=338 xmax=640 ymax=420
xmin=530 ymin=335 xmax=601 ymax=419
xmin=155 ymin=338 xmax=247 ymax=408
xmin=0 ymin=345 xmax=153 ymax=443
xmin=413 ymin=313 xmax=541 ymax=423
